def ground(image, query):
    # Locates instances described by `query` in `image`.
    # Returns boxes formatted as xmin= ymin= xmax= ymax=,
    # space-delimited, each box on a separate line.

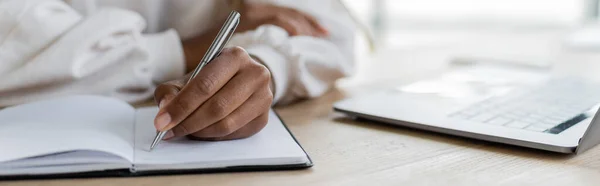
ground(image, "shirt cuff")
xmin=245 ymin=45 xmax=290 ymax=104
xmin=144 ymin=29 xmax=185 ymax=83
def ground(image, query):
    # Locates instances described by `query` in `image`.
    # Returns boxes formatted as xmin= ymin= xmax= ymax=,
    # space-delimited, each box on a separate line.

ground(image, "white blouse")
xmin=0 ymin=0 xmax=355 ymax=106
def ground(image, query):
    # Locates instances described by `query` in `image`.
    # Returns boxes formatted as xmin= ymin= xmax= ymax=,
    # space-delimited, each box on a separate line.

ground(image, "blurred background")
xmin=339 ymin=0 xmax=600 ymax=86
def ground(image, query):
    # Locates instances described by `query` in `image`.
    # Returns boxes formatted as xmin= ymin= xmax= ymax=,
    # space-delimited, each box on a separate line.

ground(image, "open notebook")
xmin=0 ymin=96 xmax=311 ymax=179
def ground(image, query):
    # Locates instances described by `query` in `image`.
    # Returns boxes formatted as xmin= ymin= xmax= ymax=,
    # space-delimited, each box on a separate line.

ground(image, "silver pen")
xmin=150 ymin=11 xmax=240 ymax=151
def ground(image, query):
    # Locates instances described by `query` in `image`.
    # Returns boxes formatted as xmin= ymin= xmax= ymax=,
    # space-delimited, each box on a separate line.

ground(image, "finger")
xmin=169 ymin=65 xmax=271 ymax=137
xmin=302 ymin=13 xmax=328 ymax=36
xmin=270 ymin=15 xmax=300 ymax=36
xmin=287 ymin=8 xmax=328 ymax=36
xmin=155 ymin=47 xmax=247 ymax=131
xmin=283 ymin=10 xmax=315 ymax=36
xmin=186 ymin=89 xmax=272 ymax=138
xmin=289 ymin=16 xmax=315 ymax=36
xmin=189 ymin=112 xmax=270 ymax=141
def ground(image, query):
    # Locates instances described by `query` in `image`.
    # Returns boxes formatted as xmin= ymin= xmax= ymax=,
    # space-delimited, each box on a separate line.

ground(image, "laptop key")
xmin=532 ymin=122 xmax=557 ymax=129
xmin=460 ymin=110 xmax=479 ymax=117
xmin=450 ymin=113 xmax=471 ymax=119
xmin=487 ymin=117 xmax=512 ymax=125
xmin=505 ymin=121 xmax=531 ymax=129
xmin=522 ymin=117 xmax=538 ymax=124
xmin=525 ymin=125 xmax=548 ymax=132
xmin=470 ymin=113 xmax=495 ymax=122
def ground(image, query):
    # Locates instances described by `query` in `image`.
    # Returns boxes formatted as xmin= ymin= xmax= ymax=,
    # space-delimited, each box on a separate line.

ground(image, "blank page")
xmin=133 ymin=108 xmax=309 ymax=171
xmin=0 ymin=96 xmax=136 ymax=163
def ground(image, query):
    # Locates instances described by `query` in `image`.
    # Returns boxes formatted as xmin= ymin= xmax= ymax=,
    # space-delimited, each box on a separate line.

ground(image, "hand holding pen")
xmin=150 ymin=11 xmax=274 ymax=150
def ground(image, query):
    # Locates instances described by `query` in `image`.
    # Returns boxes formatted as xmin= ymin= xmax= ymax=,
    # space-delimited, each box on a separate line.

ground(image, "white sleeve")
xmin=0 ymin=0 xmax=185 ymax=106
xmin=227 ymin=0 xmax=356 ymax=105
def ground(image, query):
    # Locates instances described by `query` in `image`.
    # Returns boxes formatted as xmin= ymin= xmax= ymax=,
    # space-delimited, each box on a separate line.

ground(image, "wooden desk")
xmin=4 ymin=30 xmax=600 ymax=186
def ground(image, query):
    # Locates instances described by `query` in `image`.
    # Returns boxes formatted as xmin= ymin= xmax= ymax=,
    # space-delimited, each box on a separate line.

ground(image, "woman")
xmin=0 ymin=0 xmax=355 ymax=140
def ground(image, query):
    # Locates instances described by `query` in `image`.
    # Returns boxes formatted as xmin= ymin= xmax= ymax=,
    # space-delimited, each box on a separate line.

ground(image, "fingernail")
xmin=159 ymin=99 xmax=166 ymax=109
xmin=319 ymin=27 xmax=329 ymax=35
xmin=163 ymin=131 xmax=174 ymax=140
xmin=155 ymin=112 xmax=171 ymax=130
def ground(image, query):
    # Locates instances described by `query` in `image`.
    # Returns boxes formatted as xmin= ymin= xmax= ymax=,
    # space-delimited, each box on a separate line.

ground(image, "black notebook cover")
xmin=0 ymin=111 xmax=313 ymax=180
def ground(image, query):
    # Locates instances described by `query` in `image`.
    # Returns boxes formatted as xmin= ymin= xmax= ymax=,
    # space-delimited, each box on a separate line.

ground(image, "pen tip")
xmin=150 ymin=131 xmax=167 ymax=152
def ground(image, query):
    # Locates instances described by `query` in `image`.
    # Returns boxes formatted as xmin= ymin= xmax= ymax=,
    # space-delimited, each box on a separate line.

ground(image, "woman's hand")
xmin=181 ymin=2 xmax=328 ymax=72
xmin=236 ymin=2 xmax=329 ymax=37
xmin=154 ymin=46 xmax=273 ymax=141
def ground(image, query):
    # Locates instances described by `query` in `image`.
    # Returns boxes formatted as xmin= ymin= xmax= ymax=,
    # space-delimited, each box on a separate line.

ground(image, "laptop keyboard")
xmin=449 ymin=78 xmax=600 ymax=134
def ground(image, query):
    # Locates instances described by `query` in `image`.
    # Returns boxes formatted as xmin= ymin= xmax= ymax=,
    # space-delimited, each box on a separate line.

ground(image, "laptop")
xmin=334 ymin=63 xmax=600 ymax=154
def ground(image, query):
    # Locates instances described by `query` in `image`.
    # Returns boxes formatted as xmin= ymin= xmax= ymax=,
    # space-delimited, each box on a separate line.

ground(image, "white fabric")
xmin=0 ymin=0 xmax=355 ymax=106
